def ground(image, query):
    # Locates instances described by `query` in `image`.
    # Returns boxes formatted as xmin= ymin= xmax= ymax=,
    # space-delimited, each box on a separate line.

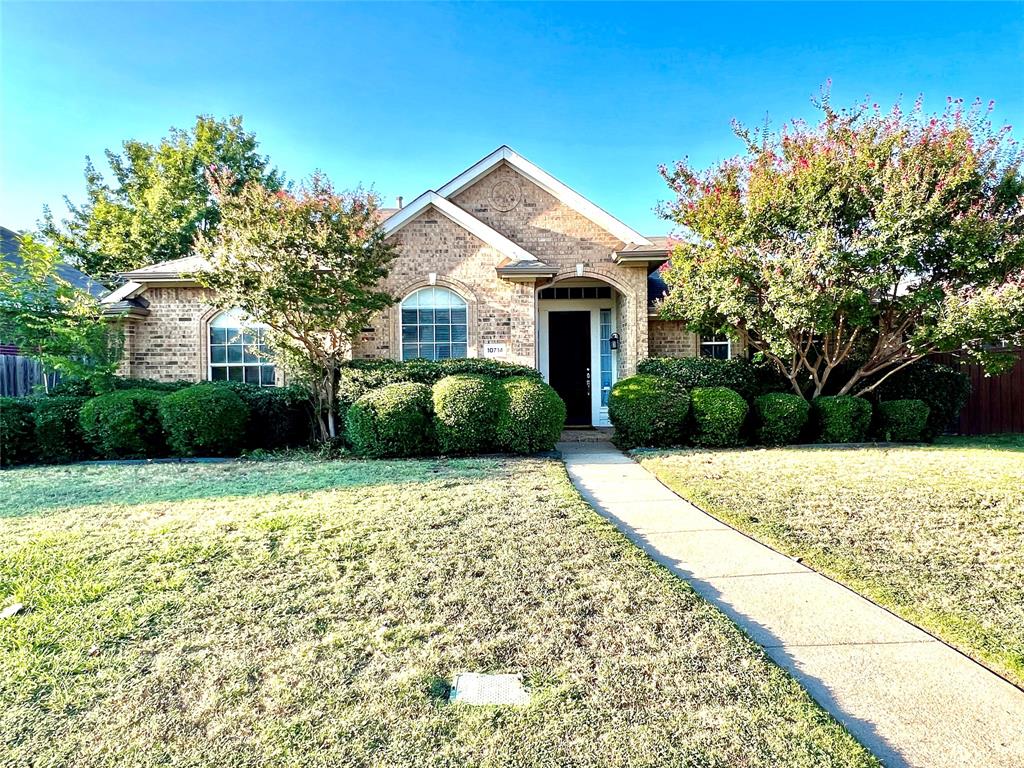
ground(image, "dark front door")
xmin=549 ymin=311 xmax=591 ymax=426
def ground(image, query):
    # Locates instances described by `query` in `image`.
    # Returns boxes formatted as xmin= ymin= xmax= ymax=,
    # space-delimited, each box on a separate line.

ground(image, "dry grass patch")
xmin=1 ymin=458 xmax=876 ymax=767
xmin=638 ymin=435 xmax=1024 ymax=686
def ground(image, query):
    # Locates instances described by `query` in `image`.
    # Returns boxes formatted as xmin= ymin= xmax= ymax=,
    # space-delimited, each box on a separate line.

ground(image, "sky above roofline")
xmin=2 ymin=2 xmax=1021 ymax=239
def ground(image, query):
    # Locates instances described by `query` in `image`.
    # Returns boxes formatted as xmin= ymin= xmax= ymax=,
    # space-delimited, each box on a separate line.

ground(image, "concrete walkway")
xmin=560 ymin=441 xmax=1024 ymax=768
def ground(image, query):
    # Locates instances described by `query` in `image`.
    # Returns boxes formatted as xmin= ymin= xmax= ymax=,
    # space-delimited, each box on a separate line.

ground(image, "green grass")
xmin=0 ymin=458 xmax=877 ymax=767
xmin=638 ymin=435 xmax=1024 ymax=687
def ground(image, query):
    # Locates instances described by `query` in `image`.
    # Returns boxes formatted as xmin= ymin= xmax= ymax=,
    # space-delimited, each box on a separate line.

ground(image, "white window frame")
xmin=399 ymin=286 xmax=470 ymax=361
xmin=700 ymin=334 xmax=732 ymax=359
xmin=208 ymin=307 xmax=276 ymax=386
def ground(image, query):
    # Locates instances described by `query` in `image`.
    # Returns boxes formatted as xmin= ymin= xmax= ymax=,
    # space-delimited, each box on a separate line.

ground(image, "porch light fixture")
xmin=609 ymin=332 xmax=620 ymax=350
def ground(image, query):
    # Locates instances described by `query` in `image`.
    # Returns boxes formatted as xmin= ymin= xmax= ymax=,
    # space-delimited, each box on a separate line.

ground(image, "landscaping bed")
xmin=637 ymin=435 xmax=1024 ymax=687
xmin=1 ymin=458 xmax=876 ymax=767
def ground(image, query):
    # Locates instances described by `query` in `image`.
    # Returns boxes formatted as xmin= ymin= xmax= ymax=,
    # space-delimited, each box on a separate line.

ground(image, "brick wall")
xmin=123 ymin=287 xmax=215 ymax=381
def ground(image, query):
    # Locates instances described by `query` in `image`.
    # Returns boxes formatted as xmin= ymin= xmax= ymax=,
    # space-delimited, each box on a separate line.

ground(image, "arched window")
xmin=401 ymin=287 xmax=468 ymax=360
xmin=208 ymin=307 xmax=276 ymax=385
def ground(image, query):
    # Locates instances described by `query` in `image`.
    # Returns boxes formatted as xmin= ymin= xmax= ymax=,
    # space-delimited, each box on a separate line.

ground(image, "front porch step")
xmin=560 ymin=428 xmax=614 ymax=443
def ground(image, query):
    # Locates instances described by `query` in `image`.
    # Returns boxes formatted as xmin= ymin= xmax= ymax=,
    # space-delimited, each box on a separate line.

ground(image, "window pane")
xmin=211 ymin=346 xmax=227 ymax=364
xmin=418 ymin=308 xmax=434 ymax=324
xmin=451 ymin=307 xmax=467 ymax=325
xmin=243 ymin=347 xmax=260 ymax=363
xmin=211 ymin=327 xmax=227 ymax=345
xmin=451 ymin=325 xmax=467 ymax=343
xmin=402 ymin=343 xmax=418 ymax=360
xmin=228 ymin=367 xmax=244 ymax=382
xmin=436 ymin=344 xmax=451 ymax=359
xmin=401 ymin=308 xmax=418 ymax=325
xmin=227 ymin=345 xmax=244 ymax=363
xmin=226 ymin=329 xmax=244 ymax=345
xmin=418 ymin=325 xmax=434 ymax=343
xmin=402 ymin=325 xmax=417 ymax=342
xmin=435 ymin=324 xmax=451 ymax=342
xmin=244 ymin=366 xmax=261 ymax=384
xmin=452 ymin=343 xmax=467 ymax=358
xmin=211 ymin=366 xmax=227 ymax=381
xmin=434 ymin=308 xmax=451 ymax=325
xmin=261 ymin=366 xmax=276 ymax=386
xmin=420 ymin=344 xmax=436 ymax=360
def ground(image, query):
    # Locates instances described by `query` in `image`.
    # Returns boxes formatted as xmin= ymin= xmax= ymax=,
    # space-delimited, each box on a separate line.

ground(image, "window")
xmin=208 ymin=307 xmax=276 ymax=386
xmin=599 ymin=309 xmax=614 ymax=407
xmin=538 ymin=286 xmax=612 ymax=300
xmin=700 ymin=334 xmax=731 ymax=360
xmin=401 ymin=287 xmax=468 ymax=360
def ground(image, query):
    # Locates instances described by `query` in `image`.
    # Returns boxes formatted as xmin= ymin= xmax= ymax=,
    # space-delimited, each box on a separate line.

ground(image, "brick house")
xmin=101 ymin=147 xmax=737 ymax=427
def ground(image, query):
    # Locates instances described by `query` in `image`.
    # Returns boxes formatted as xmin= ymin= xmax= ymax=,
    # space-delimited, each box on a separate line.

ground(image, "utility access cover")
xmin=448 ymin=673 xmax=530 ymax=706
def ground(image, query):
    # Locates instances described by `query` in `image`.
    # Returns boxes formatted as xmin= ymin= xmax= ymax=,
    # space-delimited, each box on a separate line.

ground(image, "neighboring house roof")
xmin=381 ymin=191 xmax=538 ymax=264
xmin=1 ymin=225 xmax=109 ymax=300
xmin=613 ymin=236 xmax=673 ymax=265
xmin=436 ymin=146 xmax=653 ymax=247
xmin=121 ymin=254 xmax=210 ymax=282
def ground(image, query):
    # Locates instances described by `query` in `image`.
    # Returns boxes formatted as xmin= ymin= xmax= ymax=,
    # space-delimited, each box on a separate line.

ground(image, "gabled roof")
xmin=436 ymin=146 xmax=653 ymax=247
xmin=381 ymin=191 xmax=538 ymax=263
xmin=121 ymin=254 xmax=210 ymax=281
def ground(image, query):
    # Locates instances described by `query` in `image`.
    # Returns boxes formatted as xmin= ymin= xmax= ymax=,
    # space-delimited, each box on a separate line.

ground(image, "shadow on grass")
xmin=1 ymin=457 xmax=503 ymax=519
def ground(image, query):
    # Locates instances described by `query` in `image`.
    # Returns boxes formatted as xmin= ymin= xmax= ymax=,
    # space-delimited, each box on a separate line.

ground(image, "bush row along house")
xmin=99 ymin=147 xmax=741 ymax=427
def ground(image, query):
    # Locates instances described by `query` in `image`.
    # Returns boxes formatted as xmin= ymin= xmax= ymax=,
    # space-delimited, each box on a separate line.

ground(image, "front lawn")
xmin=638 ymin=436 xmax=1024 ymax=687
xmin=0 ymin=458 xmax=876 ymax=767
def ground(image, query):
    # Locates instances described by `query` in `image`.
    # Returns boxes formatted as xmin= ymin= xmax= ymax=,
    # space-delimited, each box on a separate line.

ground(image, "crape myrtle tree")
xmin=42 ymin=115 xmax=282 ymax=282
xmin=658 ymin=91 xmax=1024 ymax=399
xmin=194 ymin=170 xmax=396 ymax=441
xmin=0 ymin=235 xmax=123 ymax=391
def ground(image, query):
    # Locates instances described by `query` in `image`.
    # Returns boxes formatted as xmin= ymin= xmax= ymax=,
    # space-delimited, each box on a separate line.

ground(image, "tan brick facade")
xmin=118 ymin=287 xmax=216 ymax=381
xmin=648 ymin=319 xmax=698 ymax=358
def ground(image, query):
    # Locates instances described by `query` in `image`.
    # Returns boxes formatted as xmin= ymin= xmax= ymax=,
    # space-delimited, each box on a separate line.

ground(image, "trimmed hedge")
xmin=753 ymin=392 xmax=810 ymax=446
xmin=874 ymin=360 xmax=970 ymax=440
xmin=432 ymin=375 xmax=502 ymax=455
xmin=608 ymin=375 xmax=690 ymax=449
xmin=812 ymin=395 xmax=873 ymax=443
xmin=877 ymin=399 xmax=930 ymax=442
xmin=637 ymin=357 xmax=758 ymax=401
xmin=159 ymin=384 xmax=250 ymax=457
xmin=34 ymin=396 xmax=88 ymax=463
xmin=690 ymin=387 xmax=749 ymax=448
xmin=80 ymin=389 xmax=166 ymax=459
xmin=345 ymin=382 xmax=434 ymax=458
xmin=1 ymin=397 xmax=37 ymax=466
xmin=494 ymin=376 xmax=566 ymax=454
xmin=211 ymin=382 xmax=312 ymax=450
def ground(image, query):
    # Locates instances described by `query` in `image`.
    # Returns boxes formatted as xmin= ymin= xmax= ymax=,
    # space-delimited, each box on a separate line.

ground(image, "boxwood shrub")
xmin=494 ymin=376 xmax=566 ymax=454
xmin=873 ymin=360 xmax=970 ymax=440
xmin=753 ymin=392 xmax=810 ymax=446
xmin=345 ymin=382 xmax=434 ymax=458
xmin=876 ymin=399 xmax=930 ymax=442
xmin=690 ymin=386 xmax=749 ymax=447
xmin=159 ymin=383 xmax=250 ymax=457
xmin=607 ymin=375 xmax=690 ymax=449
xmin=33 ymin=396 xmax=88 ymax=463
xmin=0 ymin=397 xmax=37 ymax=466
xmin=812 ymin=395 xmax=873 ymax=443
xmin=79 ymin=389 xmax=166 ymax=459
xmin=432 ymin=375 xmax=502 ymax=455
xmin=637 ymin=357 xmax=758 ymax=400
xmin=212 ymin=381 xmax=312 ymax=450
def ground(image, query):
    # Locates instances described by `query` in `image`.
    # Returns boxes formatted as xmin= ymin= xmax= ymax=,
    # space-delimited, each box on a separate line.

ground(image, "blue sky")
xmin=2 ymin=2 xmax=1022 ymax=237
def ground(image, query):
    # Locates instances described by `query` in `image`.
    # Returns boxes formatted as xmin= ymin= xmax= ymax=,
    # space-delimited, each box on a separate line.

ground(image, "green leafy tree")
xmin=0 ymin=235 xmax=123 ymax=391
xmin=659 ymin=93 xmax=1024 ymax=398
xmin=41 ymin=115 xmax=282 ymax=281
xmin=194 ymin=171 xmax=397 ymax=440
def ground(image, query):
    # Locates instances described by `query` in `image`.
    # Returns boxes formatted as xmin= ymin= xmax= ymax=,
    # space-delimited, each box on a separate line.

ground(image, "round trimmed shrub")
xmin=212 ymin=381 xmax=312 ymax=450
xmin=753 ymin=392 xmax=810 ymax=446
xmin=607 ymin=375 xmax=690 ymax=449
xmin=1 ymin=397 xmax=37 ymax=466
xmin=432 ymin=375 xmax=502 ymax=455
xmin=494 ymin=376 xmax=566 ymax=454
xmin=877 ymin=399 xmax=930 ymax=442
xmin=874 ymin=360 xmax=970 ymax=440
xmin=34 ymin=396 xmax=88 ymax=463
xmin=812 ymin=395 xmax=873 ymax=443
xmin=159 ymin=383 xmax=250 ymax=457
xmin=690 ymin=386 xmax=749 ymax=447
xmin=79 ymin=389 xmax=166 ymax=459
xmin=345 ymin=382 xmax=434 ymax=458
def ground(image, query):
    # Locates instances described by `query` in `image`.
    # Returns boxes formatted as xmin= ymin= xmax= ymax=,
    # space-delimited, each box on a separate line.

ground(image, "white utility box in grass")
xmin=448 ymin=673 xmax=530 ymax=706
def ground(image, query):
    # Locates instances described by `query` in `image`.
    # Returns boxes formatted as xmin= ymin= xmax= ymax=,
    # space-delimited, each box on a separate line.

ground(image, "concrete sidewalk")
xmin=560 ymin=441 xmax=1024 ymax=768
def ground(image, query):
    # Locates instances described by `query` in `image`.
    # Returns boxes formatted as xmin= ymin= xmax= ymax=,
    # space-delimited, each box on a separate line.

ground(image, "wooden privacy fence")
xmin=934 ymin=349 xmax=1024 ymax=435
xmin=0 ymin=355 xmax=60 ymax=397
